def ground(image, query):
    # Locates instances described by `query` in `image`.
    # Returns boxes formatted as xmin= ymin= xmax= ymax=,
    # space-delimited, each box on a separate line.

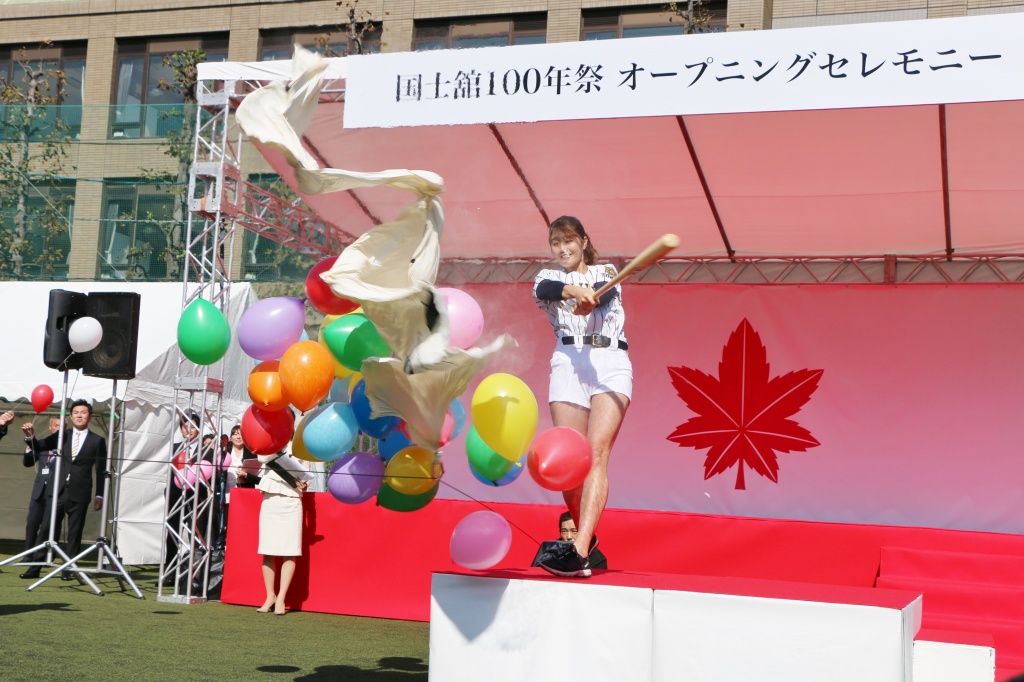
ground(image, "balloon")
xmin=327 ymin=452 xmax=384 ymax=504
xmin=438 ymin=410 xmax=456 ymax=448
xmin=527 ymin=427 xmax=593 ymax=492
xmin=384 ymin=446 xmax=441 ymax=495
xmin=321 ymin=313 xmax=391 ymax=371
xmin=450 ymin=511 xmax=513 ymax=570
xmin=466 ymin=426 xmax=515 ymax=483
xmin=237 ymin=297 xmax=305 ymax=361
xmin=279 ymin=340 xmax=334 ymax=412
xmin=176 ymin=299 xmax=231 ymax=365
xmin=328 ymin=376 xmax=353 ymax=404
xmin=376 ymin=480 xmax=438 ymax=512
xmin=305 ymin=257 xmax=360 ymax=315
xmin=377 ymin=429 xmax=412 ymax=462
xmin=248 ymin=361 xmax=289 ymax=411
xmin=438 ymin=288 xmax=484 ymax=350
xmin=449 ymin=397 xmax=467 ymax=440
xmin=300 ymin=402 xmax=358 ymax=461
xmin=290 ymin=415 xmax=314 ymax=462
xmin=172 ymin=450 xmax=187 ymax=471
xmin=318 ymin=325 xmax=356 ymax=381
xmin=68 ymin=316 xmax=103 ymax=353
xmin=350 ymin=380 xmax=401 ymax=440
xmin=472 ymin=455 xmax=525 ymax=487
xmin=30 ymin=385 xmax=54 ymax=413
xmin=471 ymin=373 xmax=538 ymax=461
xmin=240 ymin=405 xmax=294 ymax=455
xmin=184 ymin=460 xmax=214 ymax=488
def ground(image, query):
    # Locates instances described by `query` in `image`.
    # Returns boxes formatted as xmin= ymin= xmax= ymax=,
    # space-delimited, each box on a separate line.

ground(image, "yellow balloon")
xmin=384 ymin=446 xmax=441 ymax=495
xmin=470 ymin=373 xmax=538 ymax=461
xmin=291 ymin=412 xmax=315 ymax=462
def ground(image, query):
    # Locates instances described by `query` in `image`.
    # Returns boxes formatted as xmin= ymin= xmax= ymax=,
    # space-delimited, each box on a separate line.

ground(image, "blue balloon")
xmin=350 ymin=380 xmax=401 ymax=440
xmin=449 ymin=397 xmax=467 ymax=440
xmin=377 ymin=429 xmax=412 ymax=462
xmin=471 ymin=454 xmax=526 ymax=487
xmin=300 ymin=402 xmax=359 ymax=461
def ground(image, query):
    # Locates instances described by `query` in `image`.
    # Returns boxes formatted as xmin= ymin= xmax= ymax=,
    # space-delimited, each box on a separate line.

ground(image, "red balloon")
xmin=240 ymin=404 xmax=295 ymax=455
xmin=172 ymin=451 xmax=187 ymax=471
xmin=527 ymin=427 xmax=593 ymax=492
xmin=31 ymin=384 xmax=54 ymax=413
xmin=306 ymin=257 xmax=359 ymax=315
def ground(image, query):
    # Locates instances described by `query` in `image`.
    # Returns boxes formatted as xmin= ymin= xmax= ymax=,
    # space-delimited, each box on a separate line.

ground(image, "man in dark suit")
xmin=21 ymin=400 xmax=107 ymax=580
xmin=21 ymin=416 xmax=62 ymax=571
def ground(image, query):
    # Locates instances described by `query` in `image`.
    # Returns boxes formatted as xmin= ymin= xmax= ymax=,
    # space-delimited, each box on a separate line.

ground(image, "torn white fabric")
xmin=234 ymin=45 xmax=513 ymax=451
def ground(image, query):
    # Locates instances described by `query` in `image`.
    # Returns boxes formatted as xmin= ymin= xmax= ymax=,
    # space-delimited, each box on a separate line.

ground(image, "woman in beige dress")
xmin=255 ymin=450 xmax=313 ymax=615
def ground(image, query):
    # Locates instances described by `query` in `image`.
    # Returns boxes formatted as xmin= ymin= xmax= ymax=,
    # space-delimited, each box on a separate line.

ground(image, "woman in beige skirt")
xmin=256 ymin=451 xmax=314 ymax=615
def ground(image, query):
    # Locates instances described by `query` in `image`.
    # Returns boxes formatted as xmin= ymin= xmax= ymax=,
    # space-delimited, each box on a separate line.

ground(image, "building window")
xmin=99 ymin=181 xmax=181 ymax=280
xmin=582 ymin=3 xmax=727 ymax=40
xmin=261 ymin=26 xmax=381 ymax=60
xmin=415 ymin=14 xmax=547 ymax=51
xmin=0 ymin=42 xmax=86 ymax=139
xmin=112 ymin=35 xmax=228 ymax=139
xmin=0 ymin=180 xmax=74 ymax=279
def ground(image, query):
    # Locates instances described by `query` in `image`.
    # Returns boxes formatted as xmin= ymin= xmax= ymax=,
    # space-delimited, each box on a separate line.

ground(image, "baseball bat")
xmin=593 ymin=233 xmax=680 ymax=298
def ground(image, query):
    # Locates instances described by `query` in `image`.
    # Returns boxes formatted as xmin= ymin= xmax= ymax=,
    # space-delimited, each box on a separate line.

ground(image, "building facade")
xmin=0 ymin=0 xmax=1020 ymax=282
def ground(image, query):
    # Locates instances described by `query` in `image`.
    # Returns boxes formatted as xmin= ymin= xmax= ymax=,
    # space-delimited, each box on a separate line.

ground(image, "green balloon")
xmin=376 ymin=480 xmax=439 ymax=512
xmin=177 ymin=298 xmax=231 ymax=365
xmin=322 ymin=313 xmax=391 ymax=371
xmin=466 ymin=426 xmax=514 ymax=483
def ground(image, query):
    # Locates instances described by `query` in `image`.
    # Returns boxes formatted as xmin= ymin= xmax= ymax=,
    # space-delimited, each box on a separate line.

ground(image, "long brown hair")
xmin=549 ymin=215 xmax=598 ymax=265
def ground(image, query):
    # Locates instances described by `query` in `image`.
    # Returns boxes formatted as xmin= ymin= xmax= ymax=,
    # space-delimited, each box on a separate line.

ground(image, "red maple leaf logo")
xmin=667 ymin=318 xmax=823 ymax=490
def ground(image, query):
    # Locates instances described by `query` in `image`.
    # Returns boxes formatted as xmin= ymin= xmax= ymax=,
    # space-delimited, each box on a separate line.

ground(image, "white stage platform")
xmin=430 ymin=569 xmax=923 ymax=682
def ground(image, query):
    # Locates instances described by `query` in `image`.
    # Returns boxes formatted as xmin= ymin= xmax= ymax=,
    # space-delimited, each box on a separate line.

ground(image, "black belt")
xmin=562 ymin=334 xmax=628 ymax=351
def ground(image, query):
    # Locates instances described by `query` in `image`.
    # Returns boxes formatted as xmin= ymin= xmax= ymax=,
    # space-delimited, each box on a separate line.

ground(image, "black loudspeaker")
xmin=83 ymin=292 xmax=142 ymax=380
xmin=43 ymin=289 xmax=88 ymax=371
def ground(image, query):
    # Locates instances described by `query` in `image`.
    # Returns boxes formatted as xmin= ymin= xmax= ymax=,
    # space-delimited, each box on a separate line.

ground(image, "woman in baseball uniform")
xmin=532 ymin=215 xmax=632 ymax=578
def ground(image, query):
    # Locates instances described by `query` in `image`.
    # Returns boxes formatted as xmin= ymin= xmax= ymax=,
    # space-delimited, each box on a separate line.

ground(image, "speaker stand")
xmin=62 ymin=381 xmax=144 ymax=598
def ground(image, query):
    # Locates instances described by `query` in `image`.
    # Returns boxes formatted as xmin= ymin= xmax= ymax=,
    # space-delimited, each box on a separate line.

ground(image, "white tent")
xmin=0 ymin=281 xmax=257 ymax=563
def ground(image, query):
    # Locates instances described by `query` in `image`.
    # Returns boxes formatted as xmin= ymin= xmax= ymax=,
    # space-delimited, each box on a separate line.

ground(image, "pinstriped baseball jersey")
xmin=533 ymin=264 xmax=627 ymax=343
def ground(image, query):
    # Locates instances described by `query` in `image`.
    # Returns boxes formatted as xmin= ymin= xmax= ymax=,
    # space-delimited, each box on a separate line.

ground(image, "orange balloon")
xmin=279 ymin=340 xmax=335 ymax=412
xmin=248 ymin=361 xmax=290 ymax=411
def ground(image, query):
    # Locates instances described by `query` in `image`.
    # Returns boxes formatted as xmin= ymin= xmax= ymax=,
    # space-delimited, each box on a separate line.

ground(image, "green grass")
xmin=0 ymin=542 xmax=429 ymax=682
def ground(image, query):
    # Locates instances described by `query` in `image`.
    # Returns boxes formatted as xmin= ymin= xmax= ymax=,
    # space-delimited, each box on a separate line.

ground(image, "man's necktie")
xmin=72 ymin=430 xmax=82 ymax=460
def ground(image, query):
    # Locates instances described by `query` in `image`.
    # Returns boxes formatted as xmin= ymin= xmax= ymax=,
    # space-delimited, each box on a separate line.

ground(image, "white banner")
xmin=344 ymin=13 xmax=1024 ymax=128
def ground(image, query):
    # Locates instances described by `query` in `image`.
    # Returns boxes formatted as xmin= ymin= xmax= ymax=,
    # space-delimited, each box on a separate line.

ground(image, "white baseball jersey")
xmin=533 ymin=264 xmax=627 ymax=344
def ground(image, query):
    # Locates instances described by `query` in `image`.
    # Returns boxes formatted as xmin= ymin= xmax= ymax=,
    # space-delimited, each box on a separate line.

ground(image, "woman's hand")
xmin=565 ymin=285 xmax=598 ymax=316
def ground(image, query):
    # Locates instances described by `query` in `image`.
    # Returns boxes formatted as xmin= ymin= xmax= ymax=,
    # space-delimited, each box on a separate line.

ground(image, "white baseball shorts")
xmin=548 ymin=345 xmax=633 ymax=409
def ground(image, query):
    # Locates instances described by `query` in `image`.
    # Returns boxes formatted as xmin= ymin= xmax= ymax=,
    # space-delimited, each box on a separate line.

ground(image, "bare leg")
xmin=275 ymin=557 xmax=296 ymax=614
xmin=258 ymin=555 xmax=276 ymax=612
xmin=552 ymin=393 xmax=629 ymax=558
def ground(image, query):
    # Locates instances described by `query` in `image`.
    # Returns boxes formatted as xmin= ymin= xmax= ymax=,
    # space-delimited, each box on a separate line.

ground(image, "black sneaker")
xmin=539 ymin=542 xmax=591 ymax=578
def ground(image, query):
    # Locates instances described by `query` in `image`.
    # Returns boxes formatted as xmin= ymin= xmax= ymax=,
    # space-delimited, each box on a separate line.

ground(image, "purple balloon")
xmin=328 ymin=452 xmax=385 ymax=504
xmin=449 ymin=510 xmax=512 ymax=570
xmin=237 ymin=297 xmax=306 ymax=361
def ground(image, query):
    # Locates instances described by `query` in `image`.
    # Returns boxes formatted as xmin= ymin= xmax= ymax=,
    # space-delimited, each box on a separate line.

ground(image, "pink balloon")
xmin=437 ymin=410 xmax=455 ymax=448
xmin=184 ymin=460 xmax=214 ymax=488
xmin=527 ymin=427 xmax=593 ymax=491
xmin=449 ymin=510 xmax=512 ymax=570
xmin=439 ymin=288 xmax=484 ymax=350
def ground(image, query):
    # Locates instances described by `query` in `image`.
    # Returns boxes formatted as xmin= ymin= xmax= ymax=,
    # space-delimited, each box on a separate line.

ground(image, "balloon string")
xmin=437 ymin=477 xmax=544 ymax=547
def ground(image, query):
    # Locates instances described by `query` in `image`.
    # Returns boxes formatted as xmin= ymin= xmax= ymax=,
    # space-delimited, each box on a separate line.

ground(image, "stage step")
xmin=878 ymin=546 xmax=1024 ymax=682
xmin=913 ymin=629 xmax=995 ymax=682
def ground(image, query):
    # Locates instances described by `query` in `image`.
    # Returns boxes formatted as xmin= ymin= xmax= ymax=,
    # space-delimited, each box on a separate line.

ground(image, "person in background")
xmin=0 ymin=410 xmax=14 ymax=441
xmin=22 ymin=401 xmax=106 ymax=581
xmin=216 ymin=425 xmax=259 ymax=549
xmin=20 ymin=417 xmax=62 ymax=578
xmin=532 ymin=510 xmax=608 ymax=571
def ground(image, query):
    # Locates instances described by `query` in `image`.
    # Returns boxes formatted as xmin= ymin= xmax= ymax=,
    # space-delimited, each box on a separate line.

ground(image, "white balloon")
xmin=68 ymin=316 xmax=103 ymax=353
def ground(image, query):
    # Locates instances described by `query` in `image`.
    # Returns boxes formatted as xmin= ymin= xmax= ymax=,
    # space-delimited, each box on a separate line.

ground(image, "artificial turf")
xmin=0 ymin=542 xmax=429 ymax=682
